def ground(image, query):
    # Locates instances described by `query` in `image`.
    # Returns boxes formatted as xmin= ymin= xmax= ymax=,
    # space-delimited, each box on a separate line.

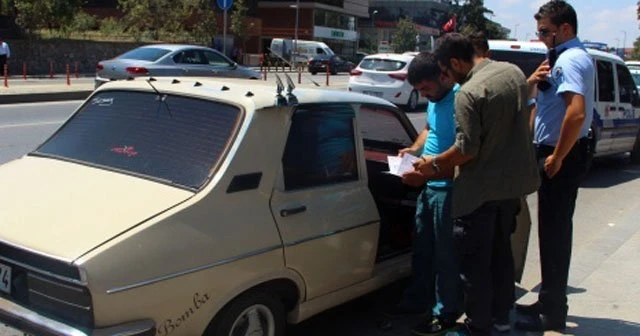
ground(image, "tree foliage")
xmin=451 ymin=0 xmax=506 ymax=39
xmin=391 ymin=17 xmax=417 ymax=53
xmin=11 ymin=0 xmax=82 ymax=34
xmin=230 ymin=0 xmax=249 ymax=50
xmin=632 ymin=36 xmax=640 ymax=60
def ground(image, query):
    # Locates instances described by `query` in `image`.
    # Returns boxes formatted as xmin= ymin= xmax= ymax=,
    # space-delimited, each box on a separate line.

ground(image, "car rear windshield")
xmin=33 ymin=91 xmax=242 ymax=190
xmin=359 ymin=58 xmax=407 ymax=72
xmin=490 ymin=50 xmax=546 ymax=78
xmin=118 ymin=48 xmax=171 ymax=62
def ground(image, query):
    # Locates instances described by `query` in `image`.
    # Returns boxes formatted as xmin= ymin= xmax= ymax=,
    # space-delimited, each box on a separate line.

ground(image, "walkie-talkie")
xmin=537 ymin=35 xmax=558 ymax=92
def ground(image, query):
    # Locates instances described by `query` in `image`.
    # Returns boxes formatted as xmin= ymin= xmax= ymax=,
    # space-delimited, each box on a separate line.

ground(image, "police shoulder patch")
xmin=553 ymin=66 xmax=564 ymax=82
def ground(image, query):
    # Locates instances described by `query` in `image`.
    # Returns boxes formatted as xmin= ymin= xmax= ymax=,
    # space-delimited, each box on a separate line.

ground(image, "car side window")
xmin=203 ymin=50 xmax=232 ymax=66
xmin=358 ymin=105 xmax=413 ymax=153
xmin=174 ymin=50 xmax=205 ymax=65
xmin=317 ymin=48 xmax=325 ymax=55
xmin=616 ymin=63 xmax=640 ymax=107
xmin=282 ymin=104 xmax=358 ymax=190
xmin=596 ymin=60 xmax=615 ymax=102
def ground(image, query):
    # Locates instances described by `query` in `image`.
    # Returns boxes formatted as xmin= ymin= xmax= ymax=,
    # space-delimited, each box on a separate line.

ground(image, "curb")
xmin=0 ymin=91 xmax=93 ymax=105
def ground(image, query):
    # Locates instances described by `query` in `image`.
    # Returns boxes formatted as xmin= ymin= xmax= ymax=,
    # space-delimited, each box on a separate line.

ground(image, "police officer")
xmin=515 ymin=1 xmax=595 ymax=332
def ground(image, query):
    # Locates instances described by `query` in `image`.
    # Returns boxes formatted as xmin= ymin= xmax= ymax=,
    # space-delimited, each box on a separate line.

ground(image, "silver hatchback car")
xmin=95 ymin=44 xmax=261 ymax=88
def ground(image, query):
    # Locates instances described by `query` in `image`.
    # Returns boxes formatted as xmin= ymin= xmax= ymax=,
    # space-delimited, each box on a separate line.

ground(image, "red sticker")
xmin=111 ymin=146 xmax=138 ymax=157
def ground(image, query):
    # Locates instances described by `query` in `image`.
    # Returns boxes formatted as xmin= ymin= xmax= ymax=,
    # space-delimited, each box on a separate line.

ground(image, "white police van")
xmin=489 ymin=40 xmax=640 ymax=162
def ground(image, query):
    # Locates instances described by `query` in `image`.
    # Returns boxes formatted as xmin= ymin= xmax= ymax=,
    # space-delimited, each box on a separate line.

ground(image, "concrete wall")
xmin=3 ymin=39 xmax=145 ymax=77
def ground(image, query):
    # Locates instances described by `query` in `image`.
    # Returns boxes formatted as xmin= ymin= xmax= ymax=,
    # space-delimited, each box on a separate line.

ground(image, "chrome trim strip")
xmin=28 ymin=289 xmax=91 ymax=311
xmin=284 ymin=220 xmax=378 ymax=247
xmin=0 ymin=296 xmax=155 ymax=336
xmin=28 ymin=273 xmax=85 ymax=293
xmin=107 ymin=244 xmax=282 ymax=294
xmin=0 ymin=256 xmax=86 ymax=286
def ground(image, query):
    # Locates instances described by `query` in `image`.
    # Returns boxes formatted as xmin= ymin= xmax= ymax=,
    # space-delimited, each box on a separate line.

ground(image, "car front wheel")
xmin=203 ymin=290 xmax=285 ymax=336
xmin=404 ymin=90 xmax=419 ymax=111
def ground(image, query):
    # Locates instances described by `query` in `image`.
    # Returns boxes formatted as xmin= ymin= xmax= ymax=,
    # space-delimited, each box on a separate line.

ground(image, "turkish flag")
xmin=442 ymin=15 xmax=457 ymax=33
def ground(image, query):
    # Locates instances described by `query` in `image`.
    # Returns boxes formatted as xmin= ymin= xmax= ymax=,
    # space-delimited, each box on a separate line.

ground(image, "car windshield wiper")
xmin=146 ymin=78 xmax=173 ymax=118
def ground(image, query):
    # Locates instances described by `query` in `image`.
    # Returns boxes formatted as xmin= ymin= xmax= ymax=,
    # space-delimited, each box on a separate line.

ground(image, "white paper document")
xmin=386 ymin=153 xmax=419 ymax=177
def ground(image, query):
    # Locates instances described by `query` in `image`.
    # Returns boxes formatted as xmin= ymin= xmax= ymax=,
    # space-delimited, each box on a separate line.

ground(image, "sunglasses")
xmin=535 ymin=28 xmax=554 ymax=38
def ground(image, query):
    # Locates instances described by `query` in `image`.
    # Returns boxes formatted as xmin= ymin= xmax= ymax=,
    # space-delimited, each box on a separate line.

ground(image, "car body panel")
xmin=95 ymin=45 xmax=260 ymax=88
xmin=348 ymin=53 xmax=428 ymax=107
xmin=0 ymin=76 xmax=532 ymax=336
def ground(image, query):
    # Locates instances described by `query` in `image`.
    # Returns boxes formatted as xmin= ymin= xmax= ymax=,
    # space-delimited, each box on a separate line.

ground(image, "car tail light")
xmin=126 ymin=66 xmax=149 ymax=75
xmin=96 ymin=63 xmax=104 ymax=71
xmin=322 ymin=60 xmax=329 ymax=65
xmin=388 ymin=73 xmax=408 ymax=81
xmin=350 ymin=69 xmax=362 ymax=76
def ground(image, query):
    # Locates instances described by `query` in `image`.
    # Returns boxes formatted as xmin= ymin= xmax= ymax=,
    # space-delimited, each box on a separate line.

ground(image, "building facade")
xmin=257 ymin=0 xmax=368 ymax=59
xmin=360 ymin=0 xmax=454 ymax=53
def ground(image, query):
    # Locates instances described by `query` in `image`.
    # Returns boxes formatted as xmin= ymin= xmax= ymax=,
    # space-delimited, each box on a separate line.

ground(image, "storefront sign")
xmin=314 ymin=26 xmax=358 ymax=41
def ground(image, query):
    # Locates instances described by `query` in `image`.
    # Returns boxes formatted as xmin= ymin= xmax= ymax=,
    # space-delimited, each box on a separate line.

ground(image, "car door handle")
xmin=280 ymin=206 xmax=307 ymax=217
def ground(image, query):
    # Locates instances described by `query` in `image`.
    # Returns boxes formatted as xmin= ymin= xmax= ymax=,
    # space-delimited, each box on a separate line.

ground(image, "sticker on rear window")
xmin=111 ymin=145 xmax=138 ymax=157
xmin=91 ymin=97 xmax=114 ymax=106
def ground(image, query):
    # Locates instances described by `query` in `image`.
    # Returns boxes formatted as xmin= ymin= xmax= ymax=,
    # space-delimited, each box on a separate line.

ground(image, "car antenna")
xmin=283 ymin=74 xmax=298 ymax=105
xmin=274 ymin=74 xmax=288 ymax=106
xmin=145 ymin=78 xmax=173 ymax=118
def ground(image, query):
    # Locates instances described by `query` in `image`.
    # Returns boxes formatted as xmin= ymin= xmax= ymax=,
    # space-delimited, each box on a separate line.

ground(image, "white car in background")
xmin=348 ymin=53 xmax=427 ymax=111
xmin=626 ymin=61 xmax=640 ymax=91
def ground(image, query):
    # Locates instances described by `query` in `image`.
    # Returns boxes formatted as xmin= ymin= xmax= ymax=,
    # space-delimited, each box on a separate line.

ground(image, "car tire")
xmin=404 ymin=90 xmax=419 ymax=111
xmin=330 ymin=68 xmax=337 ymax=75
xmin=630 ymin=130 xmax=640 ymax=164
xmin=203 ymin=290 xmax=285 ymax=336
xmin=311 ymin=71 xmax=317 ymax=75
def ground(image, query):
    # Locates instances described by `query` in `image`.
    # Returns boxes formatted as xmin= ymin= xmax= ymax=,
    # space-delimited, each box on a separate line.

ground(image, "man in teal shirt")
xmin=393 ymin=52 xmax=462 ymax=335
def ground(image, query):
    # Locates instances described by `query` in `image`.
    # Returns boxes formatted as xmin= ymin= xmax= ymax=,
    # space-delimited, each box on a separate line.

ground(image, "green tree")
xmin=11 ymin=0 xmax=82 ymax=36
xmin=631 ymin=36 xmax=640 ymax=60
xmin=118 ymin=0 xmax=191 ymax=41
xmin=451 ymin=0 xmax=505 ymax=39
xmin=230 ymin=0 xmax=249 ymax=54
xmin=391 ymin=17 xmax=417 ymax=53
xmin=190 ymin=1 xmax=217 ymax=46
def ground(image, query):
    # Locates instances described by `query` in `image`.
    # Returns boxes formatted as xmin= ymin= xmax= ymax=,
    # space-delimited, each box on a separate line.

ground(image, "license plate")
xmin=0 ymin=263 xmax=11 ymax=294
xmin=363 ymin=91 xmax=383 ymax=97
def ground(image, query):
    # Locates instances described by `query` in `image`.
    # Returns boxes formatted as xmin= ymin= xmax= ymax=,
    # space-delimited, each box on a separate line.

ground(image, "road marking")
xmin=0 ymin=121 xmax=63 ymax=129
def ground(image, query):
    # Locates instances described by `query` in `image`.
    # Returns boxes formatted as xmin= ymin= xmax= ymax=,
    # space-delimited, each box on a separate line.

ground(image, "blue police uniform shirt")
xmin=534 ymin=37 xmax=595 ymax=146
xmin=422 ymin=84 xmax=459 ymax=187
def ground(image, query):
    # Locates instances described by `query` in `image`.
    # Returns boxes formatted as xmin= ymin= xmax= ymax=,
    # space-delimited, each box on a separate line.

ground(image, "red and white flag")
xmin=442 ymin=15 xmax=457 ymax=33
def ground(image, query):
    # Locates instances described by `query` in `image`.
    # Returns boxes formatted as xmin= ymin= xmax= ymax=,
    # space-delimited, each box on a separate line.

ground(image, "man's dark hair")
xmin=468 ymin=31 xmax=489 ymax=56
xmin=434 ymin=33 xmax=475 ymax=68
xmin=534 ymin=0 xmax=578 ymax=34
xmin=407 ymin=52 xmax=441 ymax=86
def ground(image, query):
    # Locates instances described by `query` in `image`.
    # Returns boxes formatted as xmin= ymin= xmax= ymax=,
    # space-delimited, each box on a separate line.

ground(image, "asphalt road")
xmin=0 ymin=102 xmax=639 ymax=336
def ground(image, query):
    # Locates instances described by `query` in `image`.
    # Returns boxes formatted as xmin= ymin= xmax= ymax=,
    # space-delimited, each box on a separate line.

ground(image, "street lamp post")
xmin=289 ymin=1 xmax=300 ymax=65
xmin=514 ymin=23 xmax=520 ymax=40
xmin=621 ymin=30 xmax=627 ymax=57
xmin=371 ymin=10 xmax=378 ymax=28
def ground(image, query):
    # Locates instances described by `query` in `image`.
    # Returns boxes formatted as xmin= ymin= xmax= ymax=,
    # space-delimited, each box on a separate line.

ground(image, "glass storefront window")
xmin=314 ymin=9 xmax=356 ymax=31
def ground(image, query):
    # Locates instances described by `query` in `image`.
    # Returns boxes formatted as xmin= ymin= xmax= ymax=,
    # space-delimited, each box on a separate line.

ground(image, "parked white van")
xmin=269 ymin=38 xmax=334 ymax=65
xmin=489 ymin=40 xmax=640 ymax=162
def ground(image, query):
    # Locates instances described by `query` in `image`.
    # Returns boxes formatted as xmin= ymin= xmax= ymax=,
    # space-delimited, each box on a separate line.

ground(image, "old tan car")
xmin=0 ymin=76 xmax=531 ymax=336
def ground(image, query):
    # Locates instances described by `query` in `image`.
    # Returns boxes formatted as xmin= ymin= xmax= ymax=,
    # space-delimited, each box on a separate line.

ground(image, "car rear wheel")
xmin=311 ymin=71 xmax=317 ymax=75
xmin=404 ymin=90 xmax=419 ymax=111
xmin=203 ymin=290 xmax=285 ymax=336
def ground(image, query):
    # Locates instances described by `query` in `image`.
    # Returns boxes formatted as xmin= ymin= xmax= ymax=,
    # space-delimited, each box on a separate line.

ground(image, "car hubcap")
xmin=410 ymin=92 xmax=418 ymax=109
xmin=229 ymin=304 xmax=275 ymax=336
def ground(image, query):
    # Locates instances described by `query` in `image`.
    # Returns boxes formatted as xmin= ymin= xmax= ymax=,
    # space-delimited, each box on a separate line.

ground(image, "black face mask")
xmin=537 ymin=34 xmax=558 ymax=92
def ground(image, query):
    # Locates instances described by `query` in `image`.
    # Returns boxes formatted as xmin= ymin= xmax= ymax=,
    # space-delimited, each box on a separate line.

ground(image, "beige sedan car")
xmin=0 ymin=76 xmax=532 ymax=335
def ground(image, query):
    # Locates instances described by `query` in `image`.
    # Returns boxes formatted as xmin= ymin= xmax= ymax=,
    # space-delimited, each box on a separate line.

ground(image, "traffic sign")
xmin=217 ymin=0 xmax=233 ymax=11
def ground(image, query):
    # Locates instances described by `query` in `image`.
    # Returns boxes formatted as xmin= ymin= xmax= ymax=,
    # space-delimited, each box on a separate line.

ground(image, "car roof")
xmin=488 ymin=39 xmax=625 ymax=62
xmin=362 ymin=53 xmax=415 ymax=62
xmin=93 ymin=77 xmax=396 ymax=110
xmin=137 ymin=44 xmax=212 ymax=51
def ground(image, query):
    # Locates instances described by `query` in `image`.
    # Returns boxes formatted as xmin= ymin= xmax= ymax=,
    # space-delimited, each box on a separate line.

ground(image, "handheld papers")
xmin=386 ymin=153 xmax=419 ymax=177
